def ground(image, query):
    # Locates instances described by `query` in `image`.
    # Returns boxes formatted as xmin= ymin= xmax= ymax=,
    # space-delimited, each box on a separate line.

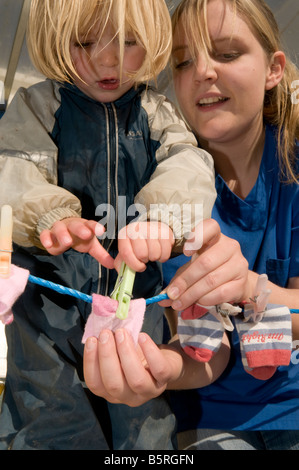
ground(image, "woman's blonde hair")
xmin=172 ymin=0 xmax=299 ymax=183
xmin=27 ymin=0 xmax=172 ymax=85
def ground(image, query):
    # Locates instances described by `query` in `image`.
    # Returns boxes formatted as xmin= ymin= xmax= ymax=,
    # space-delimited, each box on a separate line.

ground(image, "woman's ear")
xmin=265 ymin=51 xmax=286 ymax=90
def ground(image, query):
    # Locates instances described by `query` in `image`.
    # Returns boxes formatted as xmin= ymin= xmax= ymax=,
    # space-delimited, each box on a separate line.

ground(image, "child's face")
xmin=70 ymin=22 xmax=146 ymax=102
xmin=172 ymin=0 xmax=277 ymax=148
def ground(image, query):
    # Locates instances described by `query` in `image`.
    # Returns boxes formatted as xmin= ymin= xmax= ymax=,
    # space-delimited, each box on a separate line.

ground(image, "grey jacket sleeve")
xmin=136 ymin=88 xmax=216 ymax=250
xmin=0 ymin=80 xmax=81 ymax=248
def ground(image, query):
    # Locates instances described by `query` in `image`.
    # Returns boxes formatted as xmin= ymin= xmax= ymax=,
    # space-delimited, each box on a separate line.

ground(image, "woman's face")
xmin=172 ymin=0 xmax=275 ymax=148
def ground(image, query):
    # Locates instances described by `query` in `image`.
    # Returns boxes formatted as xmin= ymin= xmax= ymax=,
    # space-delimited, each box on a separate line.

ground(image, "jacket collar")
xmin=61 ymin=81 xmax=147 ymax=107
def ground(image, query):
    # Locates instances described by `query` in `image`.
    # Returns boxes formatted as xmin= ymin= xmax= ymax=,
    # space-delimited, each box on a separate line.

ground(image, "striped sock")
xmin=178 ymin=304 xmax=224 ymax=362
xmin=234 ymin=304 xmax=292 ymax=380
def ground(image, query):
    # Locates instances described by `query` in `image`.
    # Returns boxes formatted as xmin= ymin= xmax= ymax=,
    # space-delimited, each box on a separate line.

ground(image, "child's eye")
xmin=80 ymin=42 xmax=94 ymax=49
xmin=125 ymin=39 xmax=138 ymax=47
xmin=73 ymin=40 xmax=94 ymax=49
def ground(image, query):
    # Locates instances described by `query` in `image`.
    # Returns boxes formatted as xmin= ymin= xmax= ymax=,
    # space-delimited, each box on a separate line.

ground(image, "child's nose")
xmin=97 ymin=42 xmax=119 ymax=68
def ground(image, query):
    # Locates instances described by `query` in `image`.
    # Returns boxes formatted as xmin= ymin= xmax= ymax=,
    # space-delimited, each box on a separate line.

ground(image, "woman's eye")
xmin=214 ymin=52 xmax=241 ymax=62
xmin=174 ymin=58 xmax=193 ymax=70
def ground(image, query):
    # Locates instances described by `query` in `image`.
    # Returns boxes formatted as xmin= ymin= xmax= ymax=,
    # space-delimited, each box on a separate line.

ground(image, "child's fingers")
xmin=117 ymin=237 xmax=147 ymax=271
xmin=85 ymin=220 xmax=106 ymax=238
xmin=158 ymin=238 xmax=173 ymax=263
xmin=49 ymin=220 xmax=73 ymax=248
xmin=88 ymin=239 xmax=115 ymax=269
xmin=40 ymin=229 xmax=55 ymax=249
xmin=65 ymin=219 xmax=94 ymax=240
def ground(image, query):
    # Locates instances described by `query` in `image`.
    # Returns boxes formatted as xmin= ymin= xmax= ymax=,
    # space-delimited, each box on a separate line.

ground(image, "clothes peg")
xmin=111 ymin=261 xmax=136 ymax=319
xmin=0 ymin=205 xmax=13 ymax=279
xmin=211 ymin=303 xmax=242 ymax=332
xmin=245 ymin=274 xmax=271 ymax=322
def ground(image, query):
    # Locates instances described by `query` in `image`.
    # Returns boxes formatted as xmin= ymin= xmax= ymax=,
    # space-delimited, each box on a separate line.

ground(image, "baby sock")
xmin=82 ymin=294 xmax=146 ymax=344
xmin=178 ymin=304 xmax=224 ymax=362
xmin=234 ymin=304 xmax=292 ymax=380
xmin=0 ymin=264 xmax=29 ymax=325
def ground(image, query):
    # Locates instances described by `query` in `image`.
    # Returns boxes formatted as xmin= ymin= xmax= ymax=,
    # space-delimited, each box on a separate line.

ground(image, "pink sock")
xmin=82 ymin=294 xmax=146 ymax=344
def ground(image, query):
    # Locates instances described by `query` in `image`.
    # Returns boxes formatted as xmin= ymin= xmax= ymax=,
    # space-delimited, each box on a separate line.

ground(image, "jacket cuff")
xmin=137 ymin=206 xmax=189 ymax=251
xmin=34 ymin=207 xmax=82 ymax=246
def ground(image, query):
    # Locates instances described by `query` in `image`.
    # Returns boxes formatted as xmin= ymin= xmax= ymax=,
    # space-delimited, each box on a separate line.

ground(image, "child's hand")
xmin=116 ymin=221 xmax=174 ymax=272
xmin=40 ymin=217 xmax=114 ymax=269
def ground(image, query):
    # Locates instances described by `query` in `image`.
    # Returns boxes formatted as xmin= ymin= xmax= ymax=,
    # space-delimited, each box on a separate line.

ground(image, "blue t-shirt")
xmin=163 ymin=125 xmax=299 ymax=430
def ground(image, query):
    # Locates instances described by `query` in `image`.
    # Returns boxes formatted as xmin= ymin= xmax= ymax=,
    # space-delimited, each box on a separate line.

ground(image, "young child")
xmin=0 ymin=0 xmax=216 ymax=450
xmin=83 ymin=0 xmax=299 ymax=451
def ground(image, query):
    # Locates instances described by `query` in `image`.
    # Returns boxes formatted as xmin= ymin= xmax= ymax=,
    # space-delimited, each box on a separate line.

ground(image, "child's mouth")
xmin=98 ymin=79 xmax=120 ymax=90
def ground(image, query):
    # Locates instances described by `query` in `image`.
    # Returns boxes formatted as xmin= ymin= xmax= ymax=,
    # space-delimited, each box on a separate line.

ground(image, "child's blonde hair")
xmin=27 ymin=0 xmax=172 ymax=85
xmin=172 ymin=0 xmax=299 ymax=183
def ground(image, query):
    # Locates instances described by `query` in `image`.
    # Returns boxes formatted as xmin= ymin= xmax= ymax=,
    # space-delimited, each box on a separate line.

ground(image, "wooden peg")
xmin=0 ymin=205 xmax=13 ymax=279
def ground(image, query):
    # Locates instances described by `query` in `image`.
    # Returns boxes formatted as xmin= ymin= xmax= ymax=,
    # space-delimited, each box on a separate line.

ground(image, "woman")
xmin=163 ymin=0 xmax=299 ymax=450
xmin=84 ymin=0 xmax=299 ymax=450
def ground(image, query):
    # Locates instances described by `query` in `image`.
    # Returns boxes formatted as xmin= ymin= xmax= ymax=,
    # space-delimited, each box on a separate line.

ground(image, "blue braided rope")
xmin=28 ymin=274 xmax=298 ymax=312
xmin=28 ymin=274 xmax=169 ymax=305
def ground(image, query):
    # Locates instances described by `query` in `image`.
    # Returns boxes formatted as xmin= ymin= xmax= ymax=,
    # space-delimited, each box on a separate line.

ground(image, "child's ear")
xmin=265 ymin=51 xmax=286 ymax=91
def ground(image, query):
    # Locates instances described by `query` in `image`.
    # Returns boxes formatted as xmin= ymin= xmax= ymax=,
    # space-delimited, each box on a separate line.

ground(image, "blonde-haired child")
xmin=0 ymin=0 xmax=216 ymax=450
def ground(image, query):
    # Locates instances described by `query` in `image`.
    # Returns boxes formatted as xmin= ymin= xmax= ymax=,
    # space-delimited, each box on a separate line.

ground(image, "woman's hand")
xmin=83 ymin=329 xmax=177 ymax=406
xmin=83 ymin=328 xmax=230 ymax=406
xmin=163 ymin=219 xmax=250 ymax=310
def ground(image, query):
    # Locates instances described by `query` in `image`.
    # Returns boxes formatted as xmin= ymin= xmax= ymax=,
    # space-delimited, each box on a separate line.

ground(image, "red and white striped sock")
xmin=178 ymin=304 xmax=224 ymax=362
xmin=234 ymin=304 xmax=292 ymax=380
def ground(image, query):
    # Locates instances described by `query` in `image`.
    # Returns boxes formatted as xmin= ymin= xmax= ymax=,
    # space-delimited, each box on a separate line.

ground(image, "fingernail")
xmin=167 ymin=286 xmax=180 ymax=300
xmin=138 ymin=333 xmax=147 ymax=344
xmin=85 ymin=337 xmax=97 ymax=350
xmin=95 ymin=223 xmax=105 ymax=237
xmin=99 ymin=331 xmax=110 ymax=344
xmin=172 ymin=300 xmax=182 ymax=310
xmin=115 ymin=329 xmax=124 ymax=344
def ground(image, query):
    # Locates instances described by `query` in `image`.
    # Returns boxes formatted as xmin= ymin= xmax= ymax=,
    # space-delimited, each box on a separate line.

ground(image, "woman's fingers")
xmin=83 ymin=329 xmax=170 ymax=407
xmin=166 ymin=221 xmax=249 ymax=309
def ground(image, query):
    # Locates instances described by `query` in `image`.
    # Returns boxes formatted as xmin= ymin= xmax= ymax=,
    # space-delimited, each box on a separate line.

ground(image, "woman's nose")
xmin=193 ymin=55 xmax=217 ymax=83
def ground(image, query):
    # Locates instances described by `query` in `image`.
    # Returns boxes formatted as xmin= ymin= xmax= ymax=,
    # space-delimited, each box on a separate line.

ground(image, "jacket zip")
xmin=98 ymin=102 xmax=119 ymax=296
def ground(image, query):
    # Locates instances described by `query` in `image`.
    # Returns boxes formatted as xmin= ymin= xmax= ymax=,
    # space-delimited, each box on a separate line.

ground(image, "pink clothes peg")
xmin=0 ymin=205 xmax=13 ymax=279
xmin=0 ymin=264 xmax=29 ymax=325
xmin=0 ymin=205 xmax=30 ymax=324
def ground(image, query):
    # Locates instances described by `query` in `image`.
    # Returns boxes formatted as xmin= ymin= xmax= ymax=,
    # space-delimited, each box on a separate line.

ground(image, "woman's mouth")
xmin=197 ymin=96 xmax=229 ymax=107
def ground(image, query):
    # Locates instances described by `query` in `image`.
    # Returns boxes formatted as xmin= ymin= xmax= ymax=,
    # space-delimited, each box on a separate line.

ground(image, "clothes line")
xmin=28 ymin=274 xmax=169 ymax=306
xmin=27 ymin=275 xmax=299 ymax=313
